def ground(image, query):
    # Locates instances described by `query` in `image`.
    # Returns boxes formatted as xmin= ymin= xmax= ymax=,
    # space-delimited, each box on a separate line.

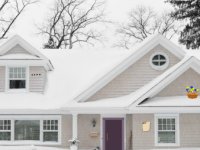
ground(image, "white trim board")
xmin=74 ymin=34 xmax=185 ymax=102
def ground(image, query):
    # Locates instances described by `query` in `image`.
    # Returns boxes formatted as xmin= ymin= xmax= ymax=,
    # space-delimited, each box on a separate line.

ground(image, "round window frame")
xmin=150 ymin=52 xmax=169 ymax=71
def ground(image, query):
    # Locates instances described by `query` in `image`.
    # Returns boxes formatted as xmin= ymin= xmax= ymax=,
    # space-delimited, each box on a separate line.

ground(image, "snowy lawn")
xmin=150 ymin=148 xmax=200 ymax=150
xmin=0 ymin=146 xmax=68 ymax=150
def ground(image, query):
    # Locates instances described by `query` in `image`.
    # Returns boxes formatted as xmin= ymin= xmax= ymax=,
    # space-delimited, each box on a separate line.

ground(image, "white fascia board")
xmin=0 ymin=35 xmax=45 ymax=59
xmin=129 ymin=106 xmax=200 ymax=114
xmin=0 ymin=59 xmax=52 ymax=71
xmin=0 ymin=109 xmax=71 ymax=115
xmin=67 ymin=107 xmax=128 ymax=114
xmin=75 ymin=35 xmax=185 ymax=102
xmin=157 ymin=36 xmax=185 ymax=59
xmin=128 ymin=57 xmax=194 ymax=109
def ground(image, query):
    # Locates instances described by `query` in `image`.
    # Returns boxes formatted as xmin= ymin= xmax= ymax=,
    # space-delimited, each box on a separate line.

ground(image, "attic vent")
xmin=31 ymin=73 xmax=42 ymax=77
xmin=150 ymin=52 xmax=169 ymax=70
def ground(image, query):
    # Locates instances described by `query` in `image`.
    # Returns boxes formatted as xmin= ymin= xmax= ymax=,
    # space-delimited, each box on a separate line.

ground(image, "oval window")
xmin=150 ymin=52 xmax=169 ymax=70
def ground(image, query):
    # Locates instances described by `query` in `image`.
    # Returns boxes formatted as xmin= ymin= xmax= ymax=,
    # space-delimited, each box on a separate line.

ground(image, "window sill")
xmin=5 ymin=89 xmax=29 ymax=93
xmin=0 ymin=141 xmax=61 ymax=146
xmin=155 ymin=143 xmax=180 ymax=147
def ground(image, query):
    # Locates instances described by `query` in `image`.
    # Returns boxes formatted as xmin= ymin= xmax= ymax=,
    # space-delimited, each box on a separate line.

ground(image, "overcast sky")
xmin=9 ymin=0 xmax=173 ymax=49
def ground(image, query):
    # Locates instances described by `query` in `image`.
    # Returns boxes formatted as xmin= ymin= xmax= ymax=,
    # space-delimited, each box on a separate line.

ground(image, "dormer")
xmin=0 ymin=35 xmax=53 ymax=93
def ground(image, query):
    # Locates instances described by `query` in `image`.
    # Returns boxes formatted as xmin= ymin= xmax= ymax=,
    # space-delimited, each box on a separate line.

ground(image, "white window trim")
xmin=5 ymin=66 xmax=29 ymax=92
xmin=0 ymin=120 xmax=11 ymax=141
xmin=150 ymin=52 xmax=169 ymax=71
xmin=0 ymin=115 xmax=61 ymax=145
xmin=154 ymin=114 xmax=180 ymax=147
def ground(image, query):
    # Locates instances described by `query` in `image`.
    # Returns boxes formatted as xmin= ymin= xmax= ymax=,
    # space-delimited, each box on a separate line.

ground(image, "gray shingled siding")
xmin=5 ymin=44 xmax=31 ymax=55
xmin=78 ymin=114 xmax=100 ymax=150
xmin=29 ymin=66 xmax=46 ymax=93
xmin=0 ymin=66 xmax=5 ymax=92
xmin=132 ymin=114 xmax=200 ymax=150
xmin=157 ymin=68 xmax=200 ymax=97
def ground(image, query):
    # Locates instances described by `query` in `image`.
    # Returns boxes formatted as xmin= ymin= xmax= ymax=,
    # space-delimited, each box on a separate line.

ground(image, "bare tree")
xmin=38 ymin=0 xmax=105 ymax=49
xmin=0 ymin=0 xmax=37 ymax=40
xmin=115 ymin=6 xmax=180 ymax=49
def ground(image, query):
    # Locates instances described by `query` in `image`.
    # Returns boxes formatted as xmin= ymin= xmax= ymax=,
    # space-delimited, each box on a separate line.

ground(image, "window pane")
xmin=10 ymin=80 xmax=26 ymax=89
xmin=0 ymin=132 xmax=11 ymax=141
xmin=43 ymin=120 xmax=58 ymax=131
xmin=14 ymin=68 xmax=17 ymax=73
xmin=152 ymin=54 xmax=166 ymax=66
xmin=163 ymin=119 xmax=166 ymax=124
xmin=152 ymin=61 xmax=159 ymax=66
xmin=14 ymin=73 xmax=17 ymax=78
xmin=160 ymin=61 xmax=166 ymax=65
xmin=158 ymin=131 xmax=175 ymax=143
xmin=15 ymin=120 xmax=40 ymax=141
xmin=158 ymin=119 xmax=162 ymax=124
xmin=171 ymin=119 xmax=175 ymax=124
xmin=9 ymin=67 xmax=26 ymax=79
xmin=167 ymin=124 xmax=171 ymax=130
xmin=163 ymin=124 xmax=166 ymax=130
xmin=167 ymin=119 xmax=171 ymax=124
xmin=0 ymin=120 xmax=11 ymax=131
xmin=153 ymin=55 xmax=159 ymax=60
xmin=160 ymin=55 xmax=166 ymax=60
xmin=22 ymin=68 xmax=26 ymax=74
xmin=172 ymin=124 xmax=175 ymax=130
xmin=158 ymin=125 xmax=162 ymax=130
xmin=43 ymin=132 xmax=58 ymax=142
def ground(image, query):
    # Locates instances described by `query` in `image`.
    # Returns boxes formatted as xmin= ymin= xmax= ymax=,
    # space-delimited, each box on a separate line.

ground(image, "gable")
xmin=87 ymin=44 xmax=180 ymax=102
xmin=74 ymin=34 xmax=185 ymax=102
xmin=0 ymin=35 xmax=48 ymax=59
xmin=127 ymin=56 xmax=200 ymax=109
xmin=5 ymin=44 xmax=31 ymax=55
xmin=156 ymin=68 xmax=200 ymax=97
xmin=0 ymin=35 xmax=53 ymax=71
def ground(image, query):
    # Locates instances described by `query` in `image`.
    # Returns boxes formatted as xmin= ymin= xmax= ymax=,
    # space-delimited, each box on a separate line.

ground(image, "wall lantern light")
xmin=91 ymin=119 xmax=96 ymax=127
xmin=142 ymin=121 xmax=150 ymax=132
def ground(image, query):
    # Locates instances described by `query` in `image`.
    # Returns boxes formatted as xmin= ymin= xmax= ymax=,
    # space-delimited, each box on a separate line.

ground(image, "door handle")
xmin=106 ymin=133 xmax=109 ymax=141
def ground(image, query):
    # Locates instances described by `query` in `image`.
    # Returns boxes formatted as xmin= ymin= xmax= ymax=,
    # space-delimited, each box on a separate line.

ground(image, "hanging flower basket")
xmin=187 ymin=92 xmax=198 ymax=99
xmin=186 ymin=86 xmax=199 ymax=99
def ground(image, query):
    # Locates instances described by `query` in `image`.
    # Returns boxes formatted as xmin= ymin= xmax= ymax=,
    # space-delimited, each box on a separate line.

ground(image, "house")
xmin=0 ymin=34 xmax=200 ymax=150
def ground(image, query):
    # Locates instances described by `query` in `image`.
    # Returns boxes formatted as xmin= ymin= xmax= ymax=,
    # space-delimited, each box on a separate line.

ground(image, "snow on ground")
xmin=151 ymin=149 xmax=200 ymax=150
xmin=0 ymin=146 xmax=68 ymax=150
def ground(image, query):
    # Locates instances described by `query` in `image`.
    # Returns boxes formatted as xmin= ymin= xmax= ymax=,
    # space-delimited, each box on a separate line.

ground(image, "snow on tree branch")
xmin=0 ymin=0 xmax=38 ymax=40
xmin=38 ymin=0 xmax=106 ymax=49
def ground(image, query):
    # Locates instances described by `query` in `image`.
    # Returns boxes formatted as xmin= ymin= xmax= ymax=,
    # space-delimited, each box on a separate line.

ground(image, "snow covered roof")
xmin=64 ymin=53 xmax=200 ymax=113
xmin=140 ymin=96 xmax=200 ymax=107
xmin=0 ymin=48 xmax=131 ymax=114
xmin=1 ymin=34 xmax=200 ymax=113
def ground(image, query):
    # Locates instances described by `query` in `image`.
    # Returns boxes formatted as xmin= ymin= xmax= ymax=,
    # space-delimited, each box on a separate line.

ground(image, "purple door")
xmin=103 ymin=118 xmax=124 ymax=150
